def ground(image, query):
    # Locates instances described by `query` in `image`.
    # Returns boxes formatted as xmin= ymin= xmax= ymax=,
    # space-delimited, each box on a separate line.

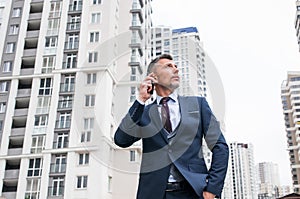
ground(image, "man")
xmin=114 ymin=54 xmax=228 ymax=199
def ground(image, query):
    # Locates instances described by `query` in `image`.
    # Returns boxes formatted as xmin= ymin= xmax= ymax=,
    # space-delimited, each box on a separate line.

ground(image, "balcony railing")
xmin=64 ymin=41 xmax=79 ymax=50
xmin=48 ymin=186 xmax=64 ymax=197
xmin=57 ymin=100 xmax=73 ymax=109
xmin=55 ymin=120 xmax=71 ymax=129
xmin=66 ymin=22 xmax=81 ymax=31
xmin=62 ymin=61 xmax=77 ymax=69
xmin=53 ymin=141 xmax=69 ymax=149
xmin=69 ymin=4 xmax=82 ymax=12
xmin=50 ymin=163 xmax=66 ymax=174
xmin=60 ymin=83 xmax=75 ymax=93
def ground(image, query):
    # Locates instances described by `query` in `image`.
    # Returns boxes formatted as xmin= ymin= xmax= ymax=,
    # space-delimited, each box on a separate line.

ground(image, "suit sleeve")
xmin=200 ymin=97 xmax=229 ymax=197
xmin=114 ymin=100 xmax=144 ymax=148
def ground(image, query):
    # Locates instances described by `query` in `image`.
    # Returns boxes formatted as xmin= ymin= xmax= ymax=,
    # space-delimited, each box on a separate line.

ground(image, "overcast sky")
xmin=151 ymin=0 xmax=300 ymax=185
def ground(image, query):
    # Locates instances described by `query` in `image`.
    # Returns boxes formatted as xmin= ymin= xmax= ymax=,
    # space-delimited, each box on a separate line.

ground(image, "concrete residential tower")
xmin=0 ymin=0 xmax=152 ymax=199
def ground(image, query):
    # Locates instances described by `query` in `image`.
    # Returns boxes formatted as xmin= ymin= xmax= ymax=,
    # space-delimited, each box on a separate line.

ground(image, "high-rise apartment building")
xmin=223 ymin=142 xmax=257 ymax=199
xmin=151 ymin=26 xmax=207 ymax=97
xmin=281 ymin=71 xmax=300 ymax=193
xmin=295 ymin=0 xmax=300 ymax=51
xmin=0 ymin=0 xmax=152 ymax=199
xmin=257 ymin=162 xmax=280 ymax=198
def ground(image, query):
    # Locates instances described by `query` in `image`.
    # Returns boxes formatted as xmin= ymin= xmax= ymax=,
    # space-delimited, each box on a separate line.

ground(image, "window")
xmin=0 ymin=102 xmax=6 ymax=113
xmin=93 ymin=0 xmax=102 ymax=4
xmin=79 ymin=153 xmax=89 ymax=165
xmin=49 ymin=1 xmax=62 ymax=18
xmin=25 ymin=178 xmax=41 ymax=199
xmin=12 ymin=7 xmax=22 ymax=17
xmin=85 ymin=95 xmax=95 ymax=107
xmin=76 ymin=176 xmax=88 ymax=189
xmin=45 ymin=36 xmax=58 ymax=48
xmin=9 ymin=24 xmax=19 ymax=35
xmin=108 ymin=176 xmax=112 ymax=192
xmin=47 ymin=19 xmax=60 ymax=35
xmin=0 ymin=81 xmax=9 ymax=92
xmin=130 ymin=67 xmax=137 ymax=81
xmin=53 ymin=155 xmax=66 ymax=173
xmin=39 ymin=78 xmax=52 ymax=95
xmin=42 ymin=56 xmax=55 ymax=73
xmin=34 ymin=115 xmax=48 ymax=127
xmin=88 ymin=52 xmax=98 ymax=63
xmin=31 ymin=136 xmax=45 ymax=153
xmin=90 ymin=32 xmax=100 ymax=42
xmin=51 ymin=177 xmax=64 ymax=196
xmin=36 ymin=96 xmax=51 ymax=114
xmin=87 ymin=73 xmax=97 ymax=84
xmin=5 ymin=42 xmax=15 ymax=53
xmin=91 ymin=13 xmax=101 ymax=23
xmin=3 ymin=61 xmax=12 ymax=72
xmin=28 ymin=158 xmax=43 ymax=177
xmin=55 ymin=133 xmax=69 ymax=148
xmin=130 ymin=150 xmax=136 ymax=162
xmin=81 ymin=118 xmax=93 ymax=142
xmin=64 ymin=53 xmax=77 ymax=69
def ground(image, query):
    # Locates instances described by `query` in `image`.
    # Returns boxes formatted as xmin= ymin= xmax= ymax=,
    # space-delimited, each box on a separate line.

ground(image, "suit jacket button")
xmin=168 ymin=149 xmax=172 ymax=153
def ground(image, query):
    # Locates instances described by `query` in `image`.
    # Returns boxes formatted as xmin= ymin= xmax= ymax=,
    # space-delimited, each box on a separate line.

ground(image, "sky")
xmin=151 ymin=0 xmax=300 ymax=185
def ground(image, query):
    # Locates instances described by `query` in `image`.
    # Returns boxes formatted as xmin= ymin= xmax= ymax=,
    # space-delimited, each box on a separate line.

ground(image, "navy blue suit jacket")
xmin=114 ymin=96 xmax=229 ymax=199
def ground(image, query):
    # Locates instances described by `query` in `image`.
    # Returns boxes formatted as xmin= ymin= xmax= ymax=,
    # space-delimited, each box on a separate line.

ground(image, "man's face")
xmin=154 ymin=58 xmax=180 ymax=91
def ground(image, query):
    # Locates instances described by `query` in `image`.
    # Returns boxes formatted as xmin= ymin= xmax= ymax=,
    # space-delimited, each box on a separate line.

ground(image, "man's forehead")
xmin=157 ymin=59 xmax=174 ymax=65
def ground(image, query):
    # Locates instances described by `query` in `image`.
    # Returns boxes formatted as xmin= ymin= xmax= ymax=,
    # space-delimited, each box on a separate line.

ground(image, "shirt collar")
xmin=156 ymin=91 xmax=178 ymax=105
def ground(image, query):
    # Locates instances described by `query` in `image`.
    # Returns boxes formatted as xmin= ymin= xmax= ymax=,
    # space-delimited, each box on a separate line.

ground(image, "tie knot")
xmin=160 ymin=97 xmax=170 ymax=105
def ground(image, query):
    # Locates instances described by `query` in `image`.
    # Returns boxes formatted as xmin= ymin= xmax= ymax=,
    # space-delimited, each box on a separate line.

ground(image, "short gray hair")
xmin=146 ymin=54 xmax=173 ymax=75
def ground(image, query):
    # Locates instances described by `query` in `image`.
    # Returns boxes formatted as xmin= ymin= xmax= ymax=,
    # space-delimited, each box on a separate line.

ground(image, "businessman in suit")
xmin=114 ymin=54 xmax=229 ymax=199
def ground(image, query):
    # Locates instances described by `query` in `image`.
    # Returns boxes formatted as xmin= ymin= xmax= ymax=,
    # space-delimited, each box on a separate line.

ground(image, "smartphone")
xmin=149 ymin=82 xmax=154 ymax=95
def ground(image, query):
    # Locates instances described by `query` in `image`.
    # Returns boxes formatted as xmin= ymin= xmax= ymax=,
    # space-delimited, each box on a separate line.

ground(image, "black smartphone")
xmin=149 ymin=82 xmax=154 ymax=95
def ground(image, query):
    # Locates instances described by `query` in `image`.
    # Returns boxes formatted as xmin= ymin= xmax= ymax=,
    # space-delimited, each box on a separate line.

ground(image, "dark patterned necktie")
xmin=160 ymin=97 xmax=172 ymax=133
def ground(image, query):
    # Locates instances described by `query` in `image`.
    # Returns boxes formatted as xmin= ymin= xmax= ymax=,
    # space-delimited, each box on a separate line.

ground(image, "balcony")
xmin=60 ymin=83 xmax=75 ymax=93
xmin=11 ymin=128 xmax=25 ymax=136
xmin=50 ymin=163 xmax=66 ymax=174
xmin=57 ymin=100 xmax=73 ymax=110
xmin=52 ymin=141 xmax=69 ymax=149
xmin=28 ymin=12 xmax=42 ymax=20
xmin=26 ymin=30 xmax=40 ymax=38
xmin=20 ymin=68 xmax=34 ymax=75
xmin=64 ymin=41 xmax=79 ymax=51
xmin=66 ymin=22 xmax=81 ymax=32
xmin=62 ymin=61 xmax=77 ymax=69
xmin=14 ymin=108 xmax=28 ymax=117
xmin=4 ymin=169 xmax=19 ymax=180
xmin=23 ymin=49 xmax=37 ymax=57
xmin=69 ymin=4 xmax=82 ymax=12
xmin=55 ymin=120 xmax=71 ymax=129
xmin=17 ymin=89 xmax=31 ymax=98
xmin=48 ymin=186 xmax=64 ymax=198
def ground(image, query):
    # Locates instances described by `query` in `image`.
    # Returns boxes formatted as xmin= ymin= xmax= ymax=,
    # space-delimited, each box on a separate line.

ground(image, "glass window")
xmin=3 ymin=61 xmax=12 ymax=72
xmin=25 ymin=178 xmax=41 ymax=199
xmin=87 ymin=73 xmax=97 ymax=84
xmin=88 ymin=52 xmax=98 ymax=63
xmin=85 ymin=95 xmax=95 ymax=107
xmin=0 ymin=81 xmax=9 ymax=92
xmin=93 ymin=0 xmax=102 ymax=4
xmin=28 ymin=158 xmax=43 ymax=177
xmin=5 ymin=43 xmax=15 ymax=53
xmin=31 ymin=135 xmax=46 ymax=154
xmin=79 ymin=153 xmax=89 ymax=165
xmin=39 ymin=78 xmax=52 ymax=95
xmin=9 ymin=24 xmax=19 ymax=35
xmin=0 ymin=102 xmax=6 ymax=113
xmin=42 ymin=56 xmax=55 ymax=73
xmin=77 ymin=176 xmax=88 ymax=189
xmin=45 ymin=37 xmax=58 ymax=48
xmin=91 ymin=13 xmax=101 ymax=23
xmin=12 ymin=7 xmax=22 ymax=17
xmin=90 ymin=32 xmax=100 ymax=42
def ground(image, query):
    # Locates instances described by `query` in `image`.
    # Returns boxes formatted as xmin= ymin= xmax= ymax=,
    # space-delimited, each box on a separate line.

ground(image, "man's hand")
xmin=203 ymin=191 xmax=215 ymax=199
xmin=138 ymin=73 xmax=157 ymax=102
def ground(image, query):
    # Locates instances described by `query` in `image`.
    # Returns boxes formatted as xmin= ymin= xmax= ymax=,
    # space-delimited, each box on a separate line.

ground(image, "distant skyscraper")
xmin=257 ymin=162 xmax=280 ymax=198
xmin=295 ymin=0 xmax=300 ymax=51
xmin=0 ymin=0 xmax=152 ymax=199
xmin=281 ymin=71 xmax=300 ymax=193
xmin=223 ymin=142 xmax=257 ymax=199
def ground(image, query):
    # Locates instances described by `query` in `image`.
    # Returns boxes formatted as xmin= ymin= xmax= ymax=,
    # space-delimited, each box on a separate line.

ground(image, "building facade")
xmin=281 ymin=71 xmax=300 ymax=193
xmin=223 ymin=142 xmax=257 ymax=199
xmin=0 ymin=0 xmax=152 ymax=199
xmin=257 ymin=162 xmax=280 ymax=198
